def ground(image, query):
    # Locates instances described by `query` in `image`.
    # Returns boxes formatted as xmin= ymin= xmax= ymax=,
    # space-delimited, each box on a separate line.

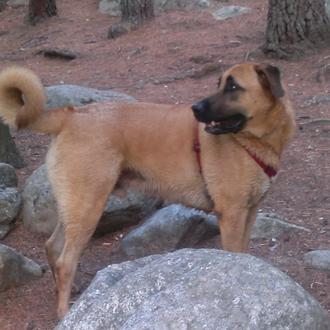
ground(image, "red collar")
xmin=193 ymin=125 xmax=277 ymax=178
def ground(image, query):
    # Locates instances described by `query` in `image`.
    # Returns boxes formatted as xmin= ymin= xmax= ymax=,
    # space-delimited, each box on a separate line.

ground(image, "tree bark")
xmin=0 ymin=122 xmax=24 ymax=168
xmin=108 ymin=0 xmax=154 ymax=39
xmin=263 ymin=0 xmax=330 ymax=58
xmin=120 ymin=0 xmax=154 ymax=26
xmin=28 ymin=0 xmax=57 ymax=24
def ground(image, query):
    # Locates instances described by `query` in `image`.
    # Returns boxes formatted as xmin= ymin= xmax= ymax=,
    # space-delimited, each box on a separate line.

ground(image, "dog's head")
xmin=192 ymin=63 xmax=285 ymax=135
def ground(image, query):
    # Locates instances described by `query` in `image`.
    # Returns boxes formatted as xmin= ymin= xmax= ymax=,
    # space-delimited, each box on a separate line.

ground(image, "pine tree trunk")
xmin=28 ymin=0 xmax=57 ymax=24
xmin=120 ymin=0 xmax=154 ymax=26
xmin=0 ymin=123 xmax=24 ymax=168
xmin=263 ymin=0 xmax=330 ymax=58
xmin=108 ymin=0 xmax=154 ymax=39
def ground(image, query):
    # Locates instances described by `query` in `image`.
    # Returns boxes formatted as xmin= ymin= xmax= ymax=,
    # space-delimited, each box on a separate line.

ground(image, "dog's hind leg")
xmin=45 ymin=220 xmax=65 ymax=284
xmin=48 ymin=160 xmax=122 ymax=319
xmin=54 ymin=184 xmax=116 ymax=319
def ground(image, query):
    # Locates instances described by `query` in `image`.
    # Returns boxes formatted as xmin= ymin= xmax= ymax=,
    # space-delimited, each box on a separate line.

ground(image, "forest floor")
xmin=0 ymin=0 xmax=329 ymax=329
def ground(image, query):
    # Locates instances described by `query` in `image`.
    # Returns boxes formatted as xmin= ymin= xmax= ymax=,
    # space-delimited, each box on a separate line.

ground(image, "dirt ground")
xmin=0 ymin=0 xmax=329 ymax=329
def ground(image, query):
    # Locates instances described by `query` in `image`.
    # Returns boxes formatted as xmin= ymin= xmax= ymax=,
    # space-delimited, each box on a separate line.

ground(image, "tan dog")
xmin=0 ymin=63 xmax=295 ymax=318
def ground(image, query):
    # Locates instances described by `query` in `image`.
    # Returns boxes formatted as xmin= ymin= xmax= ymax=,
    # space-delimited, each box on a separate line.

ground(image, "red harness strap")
xmin=193 ymin=124 xmax=277 ymax=178
xmin=193 ymin=125 xmax=202 ymax=173
xmin=243 ymin=148 xmax=278 ymax=178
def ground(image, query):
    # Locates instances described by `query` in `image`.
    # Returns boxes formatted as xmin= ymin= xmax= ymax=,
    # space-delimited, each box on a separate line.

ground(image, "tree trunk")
xmin=28 ymin=0 xmax=57 ymax=24
xmin=263 ymin=0 xmax=330 ymax=58
xmin=108 ymin=0 xmax=154 ymax=39
xmin=0 ymin=122 xmax=24 ymax=168
xmin=120 ymin=0 xmax=154 ymax=26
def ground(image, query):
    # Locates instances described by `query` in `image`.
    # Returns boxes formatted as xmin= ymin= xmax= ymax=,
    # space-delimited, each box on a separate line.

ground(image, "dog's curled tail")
xmin=0 ymin=67 xmax=68 ymax=134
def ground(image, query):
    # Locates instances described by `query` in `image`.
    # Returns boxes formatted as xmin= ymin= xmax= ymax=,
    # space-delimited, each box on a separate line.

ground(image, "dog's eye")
xmin=224 ymin=83 xmax=238 ymax=93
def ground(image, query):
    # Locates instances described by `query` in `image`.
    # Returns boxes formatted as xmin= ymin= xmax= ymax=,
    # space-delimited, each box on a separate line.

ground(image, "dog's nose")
xmin=192 ymin=100 xmax=207 ymax=115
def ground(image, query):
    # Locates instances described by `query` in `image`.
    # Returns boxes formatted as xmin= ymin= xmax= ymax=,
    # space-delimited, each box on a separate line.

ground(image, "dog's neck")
xmin=193 ymin=123 xmax=279 ymax=179
xmin=231 ymin=133 xmax=281 ymax=171
xmin=233 ymin=100 xmax=295 ymax=171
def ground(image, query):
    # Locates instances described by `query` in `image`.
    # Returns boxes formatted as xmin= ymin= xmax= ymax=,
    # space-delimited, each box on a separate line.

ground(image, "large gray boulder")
xmin=122 ymin=205 xmax=308 ymax=258
xmin=57 ymin=249 xmax=330 ymax=330
xmin=22 ymin=164 xmax=160 ymax=235
xmin=45 ymin=85 xmax=135 ymax=109
xmin=0 ymin=244 xmax=43 ymax=292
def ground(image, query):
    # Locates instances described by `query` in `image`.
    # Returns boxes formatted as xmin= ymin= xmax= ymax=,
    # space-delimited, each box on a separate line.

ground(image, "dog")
xmin=0 ymin=63 xmax=295 ymax=318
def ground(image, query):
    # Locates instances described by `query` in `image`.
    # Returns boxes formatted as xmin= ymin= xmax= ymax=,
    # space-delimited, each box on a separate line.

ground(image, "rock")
xmin=0 ymin=122 xmax=25 ymax=169
xmin=99 ymin=0 xmax=210 ymax=16
xmin=45 ymin=85 xmax=135 ymax=110
xmin=212 ymin=6 xmax=252 ymax=20
xmin=122 ymin=204 xmax=218 ymax=258
xmin=37 ymin=48 xmax=78 ymax=61
xmin=0 ymin=166 xmax=20 ymax=237
xmin=122 ymin=206 xmax=308 ymax=258
xmin=22 ymin=164 xmax=160 ymax=235
xmin=96 ymin=191 xmax=161 ymax=236
xmin=0 ymin=187 xmax=21 ymax=226
xmin=57 ymin=249 xmax=330 ymax=330
xmin=252 ymin=213 xmax=309 ymax=240
xmin=22 ymin=165 xmax=58 ymax=234
xmin=0 ymin=243 xmax=43 ymax=292
xmin=7 ymin=0 xmax=27 ymax=7
xmin=0 ymin=163 xmax=18 ymax=188
xmin=304 ymin=250 xmax=330 ymax=273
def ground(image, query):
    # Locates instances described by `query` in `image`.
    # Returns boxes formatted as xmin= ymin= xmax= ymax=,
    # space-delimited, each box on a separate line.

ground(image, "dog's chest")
xmin=248 ymin=175 xmax=273 ymax=207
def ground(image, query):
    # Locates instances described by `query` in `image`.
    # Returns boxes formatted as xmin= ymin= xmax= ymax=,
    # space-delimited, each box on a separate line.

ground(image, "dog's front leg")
xmin=215 ymin=205 xmax=250 ymax=253
xmin=242 ymin=205 xmax=259 ymax=252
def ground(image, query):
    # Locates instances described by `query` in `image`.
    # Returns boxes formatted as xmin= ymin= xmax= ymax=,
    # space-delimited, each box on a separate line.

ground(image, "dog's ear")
xmin=255 ymin=64 xmax=285 ymax=98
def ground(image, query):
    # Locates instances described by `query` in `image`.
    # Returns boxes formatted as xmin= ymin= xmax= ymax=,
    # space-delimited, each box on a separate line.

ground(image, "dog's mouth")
xmin=204 ymin=114 xmax=247 ymax=134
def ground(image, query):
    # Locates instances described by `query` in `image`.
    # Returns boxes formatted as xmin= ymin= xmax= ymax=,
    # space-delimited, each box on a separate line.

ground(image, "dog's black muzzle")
xmin=192 ymin=98 xmax=247 ymax=135
xmin=192 ymin=100 xmax=212 ymax=123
